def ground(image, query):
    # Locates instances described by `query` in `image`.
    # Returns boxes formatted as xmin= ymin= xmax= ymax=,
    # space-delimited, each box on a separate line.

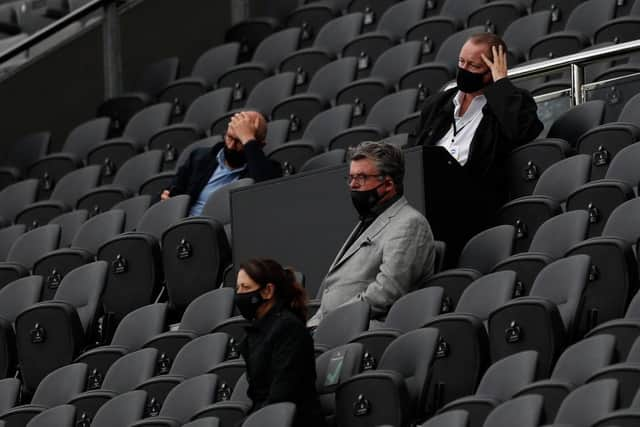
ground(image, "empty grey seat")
xmin=299 ymin=149 xmax=347 ymax=173
xmin=112 ymin=195 xmax=151 ymax=232
xmin=482 ymin=394 xmax=544 ymax=427
xmin=489 ymin=255 xmax=590 ymax=377
xmin=25 ymin=404 xmax=76 ymax=427
xmin=15 ymin=166 xmax=102 ymax=229
xmin=419 ymin=410 xmax=469 ymax=427
xmin=437 ymin=351 xmax=539 ymax=427
xmin=0 ymin=378 xmax=20 ymax=414
xmin=242 ymin=402 xmax=296 ymax=427
xmin=514 ymin=334 xmax=616 ymax=421
xmin=0 ymin=225 xmax=25 ymax=263
xmin=0 ymin=132 xmax=51 ymax=191
xmin=455 ymin=271 xmax=517 ymax=323
xmin=89 ymin=390 xmax=148 ymax=427
xmin=0 ymin=363 xmax=87 ymax=425
xmin=457 ymin=225 xmax=516 ymax=274
xmin=0 ymin=179 xmax=39 ymax=225
xmin=467 ymin=1 xmax=526 ymax=37
xmin=546 ymin=100 xmax=606 ymax=148
xmin=49 ymin=209 xmax=88 ymax=248
xmin=552 ymin=379 xmax=618 ymax=426
xmin=15 ymin=262 xmax=107 ymax=392
xmin=314 ymin=301 xmax=370 ymax=354
xmin=201 ymin=178 xmax=254 ymax=226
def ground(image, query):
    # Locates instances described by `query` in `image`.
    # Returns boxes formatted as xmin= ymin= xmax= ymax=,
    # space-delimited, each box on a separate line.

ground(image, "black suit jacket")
xmin=169 ymin=140 xmax=282 ymax=205
xmin=411 ymin=78 xmax=543 ymax=265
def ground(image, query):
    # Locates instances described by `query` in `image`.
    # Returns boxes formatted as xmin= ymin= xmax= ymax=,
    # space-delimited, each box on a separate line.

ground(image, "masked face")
xmin=456 ymin=67 xmax=490 ymax=93
xmin=351 ymin=183 xmax=385 ymax=218
xmin=234 ymin=288 xmax=264 ymax=321
xmin=224 ymin=145 xmax=247 ymax=169
xmin=348 ymin=158 xmax=390 ymax=218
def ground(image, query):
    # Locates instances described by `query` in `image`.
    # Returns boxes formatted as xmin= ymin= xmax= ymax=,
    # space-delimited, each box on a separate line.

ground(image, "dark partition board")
xmin=231 ymin=146 xmax=425 ymax=297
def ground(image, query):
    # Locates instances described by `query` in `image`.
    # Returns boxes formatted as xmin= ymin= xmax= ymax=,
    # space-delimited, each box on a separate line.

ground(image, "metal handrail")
xmin=0 ymin=0 xmax=114 ymax=64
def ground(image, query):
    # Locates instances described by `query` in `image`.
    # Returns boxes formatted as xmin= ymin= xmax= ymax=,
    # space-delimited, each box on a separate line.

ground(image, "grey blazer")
xmin=308 ymin=196 xmax=435 ymax=327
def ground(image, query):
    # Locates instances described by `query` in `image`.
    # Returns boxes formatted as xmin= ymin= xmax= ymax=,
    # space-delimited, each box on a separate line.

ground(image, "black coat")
xmin=169 ymin=140 xmax=282 ymax=206
xmin=240 ymin=306 xmax=326 ymax=427
xmin=411 ymin=78 xmax=543 ymax=266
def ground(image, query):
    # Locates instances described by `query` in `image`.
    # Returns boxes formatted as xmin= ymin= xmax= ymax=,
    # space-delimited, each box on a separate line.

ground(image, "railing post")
xmin=103 ymin=0 xmax=122 ymax=99
xmin=570 ymin=63 xmax=584 ymax=106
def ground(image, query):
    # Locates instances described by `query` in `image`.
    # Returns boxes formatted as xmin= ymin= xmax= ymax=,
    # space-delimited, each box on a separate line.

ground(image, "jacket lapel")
xmin=328 ymin=197 xmax=408 ymax=273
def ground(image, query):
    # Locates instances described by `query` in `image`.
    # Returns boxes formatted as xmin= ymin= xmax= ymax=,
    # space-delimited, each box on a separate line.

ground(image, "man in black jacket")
xmin=411 ymin=33 xmax=543 ymax=266
xmin=162 ymin=111 xmax=282 ymax=215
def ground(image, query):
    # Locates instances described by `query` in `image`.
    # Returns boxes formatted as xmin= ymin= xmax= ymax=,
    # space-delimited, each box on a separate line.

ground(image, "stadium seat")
xmin=0 ymin=363 xmax=86 ymax=425
xmin=242 ymin=402 xmax=296 ymax=427
xmin=191 ymin=373 xmax=251 ymax=426
xmin=158 ymin=43 xmax=240 ymax=120
xmin=347 ymin=0 xmax=400 ymax=31
xmin=514 ymin=334 xmax=616 ymax=421
xmin=77 ymin=150 xmax=163 ymax=214
xmin=595 ymin=0 xmax=640 ymax=44
xmin=162 ymin=216 xmax=231 ymax=312
xmin=349 ymin=287 xmax=444 ymax=370
xmin=74 ymin=303 xmax=167 ymax=390
xmin=136 ymin=333 xmax=229 ymax=414
xmin=218 ymin=28 xmax=301 ymax=109
xmin=112 ymin=194 xmax=151 ymax=231
xmin=467 ymin=1 xmax=526 ymax=36
xmin=268 ymin=104 xmax=353 ymax=175
xmin=336 ymin=328 xmax=440 ymax=426
xmin=97 ymin=57 xmax=179 ymax=133
xmin=504 ymin=138 xmax=571 ymax=200
xmin=0 ymin=378 xmax=20 ymax=414
xmin=149 ymin=88 xmax=233 ymax=170
xmin=0 ymin=224 xmax=60 ymax=289
xmin=314 ymin=301 xmax=370 ymax=355
xmin=0 ymin=179 xmax=39 ymax=226
xmin=24 ymin=404 xmax=76 ymax=427
xmin=26 ymin=118 xmax=111 ymax=200
xmin=457 ymin=225 xmax=516 ymax=275
xmin=87 ymin=103 xmax=173 ymax=183
xmin=48 ymin=209 xmax=88 ymax=248
xmin=15 ymin=165 xmax=101 ymax=229
xmin=337 ymin=41 xmax=422 ymax=126
xmin=419 ymin=410 xmax=469 ymax=427
xmin=405 ymin=0 xmax=486 ymax=63
xmin=143 ymin=288 xmax=234 ymax=374
xmin=547 ymin=100 xmax=606 ymax=148
xmin=341 ymin=0 xmax=426 ymax=78
xmin=529 ymin=0 xmax=617 ymax=60
xmin=552 ymin=379 xmax=619 ymax=426
xmin=68 ymin=348 xmax=158 ymax=425
xmin=567 ymin=197 xmax=640 ymax=337
xmin=0 ymin=132 xmax=51 ymax=191
xmin=15 ymin=261 xmax=102 ymax=394
xmin=436 ymin=350 xmax=539 ymax=427
xmin=130 ymin=374 xmax=219 ymax=426
xmin=88 ymin=389 xmax=148 ymax=427
xmin=499 ymin=154 xmax=591 ymax=252
xmin=423 ymin=268 xmax=482 ymax=312
xmin=329 ymin=89 xmax=419 ymax=150
xmin=0 ymin=225 xmax=25 ymax=263
xmin=492 ymin=210 xmax=590 ymax=296
xmin=488 ymin=255 xmax=590 ymax=377
xmin=279 ymin=12 xmax=364 ymax=93
xmin=0 ymin=276 xmax=42 ymax=378
xmin=455 ymin=271 xmax=517 ymax=323
xmin=285 ymin=0 xmax=345 ymax=48
xmin=530 ymin=0 xmax=582 ymax=32
xmin=503 ymin=11 xmax=552 ymax=64
xmin=299 ymin=149 xmax=347 ymax=173
xmin=272 ymin=57 xmax=358 ymax=140
xmin=482 ymin=394 xmax=544 ymax=427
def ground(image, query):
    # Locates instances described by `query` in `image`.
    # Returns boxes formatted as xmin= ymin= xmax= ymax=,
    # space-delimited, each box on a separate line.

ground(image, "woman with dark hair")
xmin=235 ymin=258 xmax=326 ymax=427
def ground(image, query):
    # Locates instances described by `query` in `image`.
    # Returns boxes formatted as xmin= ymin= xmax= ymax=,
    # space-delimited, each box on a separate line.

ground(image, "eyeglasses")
xmin=347 ymin=174 xmax=383 ymax=186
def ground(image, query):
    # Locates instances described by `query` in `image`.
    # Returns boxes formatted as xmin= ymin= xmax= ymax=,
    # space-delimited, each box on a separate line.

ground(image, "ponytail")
xmin=239 ymin=258 xmax=309 ymax=321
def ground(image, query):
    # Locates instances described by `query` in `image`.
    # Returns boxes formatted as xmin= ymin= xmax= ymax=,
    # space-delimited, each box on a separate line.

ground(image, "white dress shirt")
xmin=436 ymin=91 xmax=487 ymax=166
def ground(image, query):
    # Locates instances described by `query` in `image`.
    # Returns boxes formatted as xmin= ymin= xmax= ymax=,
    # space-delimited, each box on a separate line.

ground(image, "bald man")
xmin=163 ymin=111 xmax=282 ymax=215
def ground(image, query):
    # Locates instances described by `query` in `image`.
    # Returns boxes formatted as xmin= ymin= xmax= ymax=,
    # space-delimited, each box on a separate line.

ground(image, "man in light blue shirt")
xmin=162 ymin=111 xmax=282 ymax=213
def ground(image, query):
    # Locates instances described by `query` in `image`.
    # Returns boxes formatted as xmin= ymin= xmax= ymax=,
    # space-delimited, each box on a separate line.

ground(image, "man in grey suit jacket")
xmin=308 ymin=141 xmax=435 ymax=327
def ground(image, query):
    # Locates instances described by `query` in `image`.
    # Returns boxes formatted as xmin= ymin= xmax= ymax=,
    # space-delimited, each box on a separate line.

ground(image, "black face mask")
xmin=456 ymin=67 xmax=489 ymax=93
xmin=224 ymin=146 xmax=247 ymax=169
xmin=234 ymin=288 xmax=265 ymax=321
xmin=351 ymin=183 xmax=384 ymax=218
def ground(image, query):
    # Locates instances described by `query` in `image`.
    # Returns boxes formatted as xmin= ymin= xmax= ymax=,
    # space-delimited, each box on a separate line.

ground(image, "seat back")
xmin=605 ymin=141 xmax=640 ymax=186
xmin=314 ymin=301 xmax=370 ymax=350
xmin=54 ymin=261 xmax=108 ymax=331
xmin=313 ymin=12 xmax=363 ymax=54
xmin=503 ymin=11 xmax=552 ymax=61
xmin=528 ymin=210 xmax=589 ymax=259
xmin=112 ymin=150 xmax=164 ymax=192
xmin=458 ymin=225 xmax=515 ymax=274
xmin=3 ymin=132 xmax=51 ymax=170
xmin=201 ymin=178 xmax=254 ymax=224
xmin=307 ymin=57 xmax=358 ymax=102
xmin=475 ymin=351 xmax=538 ymax=401
xmin=25 ymin=404 xmax=76 ymax=427
xmin=420 ymin=410 xmax=468 ymax=427
xmin=529 ymin=255 xmax=590 ymax=333
xmin=245 ymin=72 xmax=297 ymax=116
xmin=111 ymin=303 xmax=167 ymax=350
xmin=553 ymin=379 xmax=618 ymax=425
xmin=547 ymin=100 xmax=606 ymax=147
xmin=134 ymin=57 xmax=180 ymax=96
xmin=440 ymin=0 xmax=486 ymax=19
xmin=377 ymin=0 xmax=426 ymax=40
xmin=551 ymin=334 xmax=615 ymax=386
xmin=456 ymin=271 xmax=517 ymax=321
xmin=49 ymin=210 xmax=88 ymax=248
xmin=50 ymin=165 xmax=102 ymax=207
xmin=242 ymin=402 xmax=296 ymax=427
xmin=32 ymin=362 xmax=87 ymax=407
xmin=435 ymin=26 xmax=487 ymax=70
xmin=532 ymin=154 xmax=591 ymax=201
xmin=90 ymin=390 xmax=147 ymax=427
xmin=0 ymin=225 xmax=25 ymax=262
xmin=365 ymin=89 xmax=418 ymax=133
xmin=184 ymin=88 xmax=234 ymax=132
xmin=602 ymin=197 xmax=640 ymax=244
xmin=136 ymin=194 xmax=190 ymax=240
xmin=62 ymin=117 xmax=111 ymax=159
xmin=385 ymin=287 xmax=443 ymax=333
xmin=169 ymin=333 xmax=230 ymax=378
xmin=565 ymin=0 xmax=616 ymax=36
xmin=370 ymin=41 xmax=422 ymax=84
xmin=6 ymin=224 xmax=60 ymax=269
xmin=180 ymin=288 xmax=235 ymax=334
xmin=100 ymin=348 xmax=158 ymax=393
xmin=159 ymin=374 xmax=219 ymax=422
xmin=252 ymin=28 xmax=301 ymax=71
xmin=71 ymin=209 xmax=125 ymax=254
xmin=0 ymin=179 xmax=39 ymax=223
xmin=302 ymin=104 xmax=353 ymax=148
xmin=0 ymin=276 xmax=42 ymax=322
xmin=191 ymin=43 xmax=240 ymax=86
xmin=112 ymin=195 xmax=151 ymax=232
xmin=482 ymin=394 xmax=544 ymax=427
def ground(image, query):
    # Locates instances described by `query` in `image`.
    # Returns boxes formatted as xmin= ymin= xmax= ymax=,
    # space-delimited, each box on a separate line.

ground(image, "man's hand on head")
xmin=161 ymin=190 xmax=170 ymax=201
xmin=229 ymin=112 xmax=259 ymax=145
xmin=481 ymin=45 xmax=508 ymax=82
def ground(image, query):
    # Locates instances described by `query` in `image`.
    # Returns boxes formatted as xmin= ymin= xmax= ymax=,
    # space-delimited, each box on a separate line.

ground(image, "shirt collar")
xmin=216 ymin=147 xmax=247 ymax=173
xmin=453 ymin=91 xmax=487 ymax=116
